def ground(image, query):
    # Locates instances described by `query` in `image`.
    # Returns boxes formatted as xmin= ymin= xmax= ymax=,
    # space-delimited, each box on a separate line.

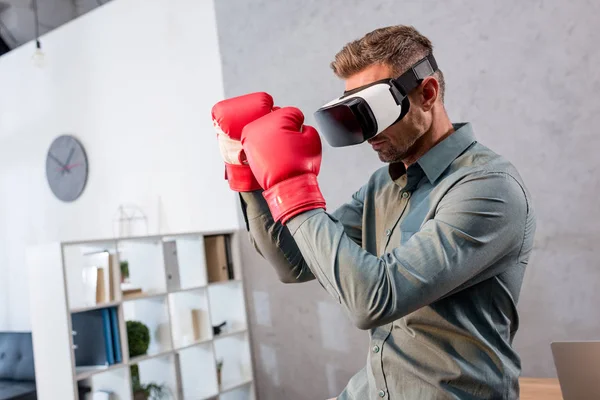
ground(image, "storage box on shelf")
xmin=27 ymin=231 xmax=255 ymax=400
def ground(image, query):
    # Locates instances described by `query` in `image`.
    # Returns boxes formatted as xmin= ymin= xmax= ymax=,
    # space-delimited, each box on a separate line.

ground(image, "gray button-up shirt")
xmin=239 ymin=123 xmax=536 ymax=399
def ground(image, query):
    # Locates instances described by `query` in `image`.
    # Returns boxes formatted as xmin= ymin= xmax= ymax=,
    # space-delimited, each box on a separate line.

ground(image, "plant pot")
xmin=133 ymin=391 xmax=148 ymax=400
xmin=217 ymin=369 xmax=222 ymax=387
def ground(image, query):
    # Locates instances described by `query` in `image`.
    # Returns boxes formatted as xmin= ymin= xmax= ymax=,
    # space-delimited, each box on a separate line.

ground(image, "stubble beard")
xmin=375 ymin=137 xmax=420 ymax=164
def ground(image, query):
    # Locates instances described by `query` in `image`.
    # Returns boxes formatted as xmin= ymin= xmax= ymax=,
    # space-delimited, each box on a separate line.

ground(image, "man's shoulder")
xmin=445 ymin=141 xmax=534 ymax=214
xmin=451 ymin=141 xmax=525 ymax=185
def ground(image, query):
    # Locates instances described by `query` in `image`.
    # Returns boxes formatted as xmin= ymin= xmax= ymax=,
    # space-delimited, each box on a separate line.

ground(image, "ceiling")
xmin=0 ymin=0 xmax=110 ymax=56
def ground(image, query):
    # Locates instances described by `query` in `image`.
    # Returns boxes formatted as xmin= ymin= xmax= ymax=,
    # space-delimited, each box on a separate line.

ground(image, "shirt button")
xmin=378 ymin=389 xmax=386 ymax=397
xmin=385 ymin=229 xmax=391 ymax=236
xmin=402 ymin=192 xmax=410 ymax=199
xmin=372 ymin=345 xmax=380 ymax=353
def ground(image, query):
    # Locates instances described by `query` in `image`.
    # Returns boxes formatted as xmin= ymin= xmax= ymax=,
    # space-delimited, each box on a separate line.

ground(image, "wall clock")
xmin=46 ymin=134 xmax=89 ymax=202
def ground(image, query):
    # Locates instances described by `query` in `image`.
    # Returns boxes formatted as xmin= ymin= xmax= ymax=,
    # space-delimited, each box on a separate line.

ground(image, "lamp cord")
xmin=32 ymin=0 xmax=40 ymax=48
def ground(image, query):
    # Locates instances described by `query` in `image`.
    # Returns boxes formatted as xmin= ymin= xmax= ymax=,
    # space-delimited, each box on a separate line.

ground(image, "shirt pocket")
xmin=400 ymin=230 xmax=417 ymax=245
xmin=398 ymin=218 xmax=422 ymax=245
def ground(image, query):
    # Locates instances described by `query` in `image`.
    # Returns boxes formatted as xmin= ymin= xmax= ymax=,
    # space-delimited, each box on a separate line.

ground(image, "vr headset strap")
xmin=391 ymin=54 xmax=438 ymax=97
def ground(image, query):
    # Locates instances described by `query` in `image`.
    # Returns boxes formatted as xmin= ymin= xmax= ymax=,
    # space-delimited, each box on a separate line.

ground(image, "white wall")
xmin=0 ymin=0 xmax=238 ymax=330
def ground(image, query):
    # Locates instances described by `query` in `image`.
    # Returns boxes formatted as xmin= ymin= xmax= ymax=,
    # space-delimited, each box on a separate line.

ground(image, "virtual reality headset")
xmin=314 ymin=54 xmax=438 ymax=147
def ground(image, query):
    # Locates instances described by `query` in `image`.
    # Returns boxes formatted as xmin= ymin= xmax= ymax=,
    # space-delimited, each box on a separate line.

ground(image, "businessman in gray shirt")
xmin=212 ymin=24 xmax=536 ymax=400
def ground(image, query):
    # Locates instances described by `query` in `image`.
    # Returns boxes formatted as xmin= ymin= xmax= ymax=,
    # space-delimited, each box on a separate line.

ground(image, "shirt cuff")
xmin=286 ymin=209 xmax=325 ymax=235
xmin=238 ymin=191 xmax=269 ymax=220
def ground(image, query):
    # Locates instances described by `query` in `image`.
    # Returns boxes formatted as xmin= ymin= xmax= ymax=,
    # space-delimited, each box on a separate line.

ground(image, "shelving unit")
xmin=27 ymin=231 xmax=255 ymax=400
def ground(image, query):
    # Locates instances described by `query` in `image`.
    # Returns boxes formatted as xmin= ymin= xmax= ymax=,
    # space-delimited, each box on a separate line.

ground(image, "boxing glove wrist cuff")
xmin=225 ymin=163 xmax=262 ymax=192
xmin=262 ymin=174 xmax=326 ymax=224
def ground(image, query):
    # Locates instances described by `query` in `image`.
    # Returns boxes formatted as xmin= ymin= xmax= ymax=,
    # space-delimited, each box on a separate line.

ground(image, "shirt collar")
xmin=388 ymin=122 xmax=476 ymax=186
xmin=416 ymin=122 xmax=476 ymax=183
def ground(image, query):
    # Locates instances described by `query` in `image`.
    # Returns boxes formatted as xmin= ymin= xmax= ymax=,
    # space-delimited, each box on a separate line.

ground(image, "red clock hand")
xmin=56 ymin=162 xmax=82 ymax=172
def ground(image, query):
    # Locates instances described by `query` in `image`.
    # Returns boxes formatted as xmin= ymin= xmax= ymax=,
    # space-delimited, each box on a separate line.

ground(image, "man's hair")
xmin=331 ymin=25 xmax=445 ymax=103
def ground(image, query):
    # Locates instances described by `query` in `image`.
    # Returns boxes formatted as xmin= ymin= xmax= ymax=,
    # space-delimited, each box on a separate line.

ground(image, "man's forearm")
xmin=285 ymin=172 xmax=528 ymax=330
xmin=239 ymin=192 xmax=315 ymax=283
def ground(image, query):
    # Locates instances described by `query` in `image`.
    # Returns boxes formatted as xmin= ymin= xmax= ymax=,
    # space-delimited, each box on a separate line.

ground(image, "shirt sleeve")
xmin=285 ymin=172 xmax=530 ymax=330
xmin=336 ymin=365 xmax=370 ymax=400
xmin=238 ymin=185 xmax=365 ymax=283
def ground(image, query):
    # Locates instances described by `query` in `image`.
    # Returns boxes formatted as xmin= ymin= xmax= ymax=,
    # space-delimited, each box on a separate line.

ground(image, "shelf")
xmin=164 ymin=235 xmax=209 ymax=290
xmin=117 ymin=236 xmax=163 ymax=245
xmin=26 ymin=231 xmax=253 ymax=400
xmin=200 ymin=393 xmax=220 ymax=400
xmin=161 ymin=230 xmax=237 ymax=242
xmin=128 ymin=348 xmax=174 ymax=365
xmin=208 ymin=278 xmax=241 ymax=288
xmin=75 ymin=363 xmax=125 ymax=381
xmin=71 ymin=299 xmax=121 ymax=314
xmin=178 ymin=342 xmax=219 ymax=399
xmin=71 ymin=306 xmax=124 ymax=376
xmin=169 ymin=285 xmax=207 ymax=294
xmin=208 ymin=280 xmax=247 ymax=339
xmin=134 ymin=353 xmax=179 ymax=399
xmin=213 ymin=328 xmax=247 ymax=341
xmin=214 ymin=331 xmax=252 ymax=395
xmin=170 ymin=288 xmax=212 ymax=349
xmin=123 ymin=296 xmax=173 ymax=358
xmin=205 ymin=234 xmax=236 ymax=283
xmin=220 ymin=378 xmax=253 ymax=394
xmin=62 ymin=243 xmax=120 ymax=311
xmin=128 ymin=337 xmax=220 ymax=364
xmin=118 ymin=239 xmax=167 ymax=295
xmin=121 ymin=291 xmax=167 ymax=302
xmin=75 ymin=364 xmax=131 ymax=400
xmin=175 ymin=336 xmax=213 ymax=352
xmin=64 ymin=230 xmax=237 ymax=246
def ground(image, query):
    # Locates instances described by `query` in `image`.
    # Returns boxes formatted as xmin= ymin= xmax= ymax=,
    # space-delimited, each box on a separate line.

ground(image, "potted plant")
xmin=216 ymin=359 xmax=224 ymax=388
xmin=127 ymin=320 xmax=150 ymax=359
xmin=130 ymin=365 xmax=169 ymax=400
xmin=127 ymin=321 xmax=169 ymax=399
xmin=120 ymin=261 xmax=130 ymax=283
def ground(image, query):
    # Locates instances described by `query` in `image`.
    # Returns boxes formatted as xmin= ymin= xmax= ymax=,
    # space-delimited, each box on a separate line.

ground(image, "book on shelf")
xmin=82 ymin=250 xmax=117 ymax=306
xmin=101 ymin=308 xmax=115 ymax=365
xmin=224 ymin=234 xmax=235 ymax=281
xmin=163 ymin=240 xmax=182 ymax=291
xmin=121 ymin=282 xmax=144 ymax=298
xmin=191 ymin=309 xmax=203 ymax=341
xmin=109 ymin=307 xmax=122 ymax=364
xmin=72 ymin=306 xmax=122 ymax=369
xmin=205 ymin=235 xmax=234 ymax=283
xmin=96 ymin=268 xmax=107 ymax=304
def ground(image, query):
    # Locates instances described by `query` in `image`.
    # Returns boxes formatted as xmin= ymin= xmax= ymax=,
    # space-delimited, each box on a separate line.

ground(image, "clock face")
xmin=46 ymin=135 xmax=89 ymax=202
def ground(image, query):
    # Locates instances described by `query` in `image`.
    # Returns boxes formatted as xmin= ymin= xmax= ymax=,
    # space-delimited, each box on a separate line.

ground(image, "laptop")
xmin=551 ymin=341 xmax=600 ymax=400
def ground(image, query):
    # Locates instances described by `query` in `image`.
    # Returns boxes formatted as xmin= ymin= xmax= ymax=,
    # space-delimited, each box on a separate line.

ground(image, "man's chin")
xmin=376 ymin=153 xmax=390 ymax=163
xmin=375 ymin=149 xmax=403 ymax=163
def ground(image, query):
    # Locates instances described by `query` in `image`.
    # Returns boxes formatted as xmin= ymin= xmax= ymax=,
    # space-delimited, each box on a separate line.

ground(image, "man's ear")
xmin=419 ymin=76 xmax=439 ymax=111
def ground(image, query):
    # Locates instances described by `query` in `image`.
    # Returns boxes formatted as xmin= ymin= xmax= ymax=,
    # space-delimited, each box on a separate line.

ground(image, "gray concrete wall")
xmin=214 ymin=1 xmax=600 ymax=398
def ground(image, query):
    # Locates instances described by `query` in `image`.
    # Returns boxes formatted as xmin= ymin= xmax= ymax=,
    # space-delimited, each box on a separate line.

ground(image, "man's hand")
xmin=241 ymin=107 xmax=326 ymax=223
xmin=211 ymin=92 xmax=275 ymax=192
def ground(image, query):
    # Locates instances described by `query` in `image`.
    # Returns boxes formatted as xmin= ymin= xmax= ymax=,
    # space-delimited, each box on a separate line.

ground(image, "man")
xmin=212 ymin=25 xmax=536 ymax=399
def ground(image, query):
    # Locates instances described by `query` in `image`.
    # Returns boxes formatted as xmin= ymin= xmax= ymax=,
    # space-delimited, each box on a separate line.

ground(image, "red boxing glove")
xmin=211 ymin=92 xmax=274 ymax=191
xmin=241 ymin=107 xmax=326 ymax=224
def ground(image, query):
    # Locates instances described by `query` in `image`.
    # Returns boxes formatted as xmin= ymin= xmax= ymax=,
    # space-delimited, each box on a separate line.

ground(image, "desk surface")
xmin=520 ymin=378 xmax=563 ymax=400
